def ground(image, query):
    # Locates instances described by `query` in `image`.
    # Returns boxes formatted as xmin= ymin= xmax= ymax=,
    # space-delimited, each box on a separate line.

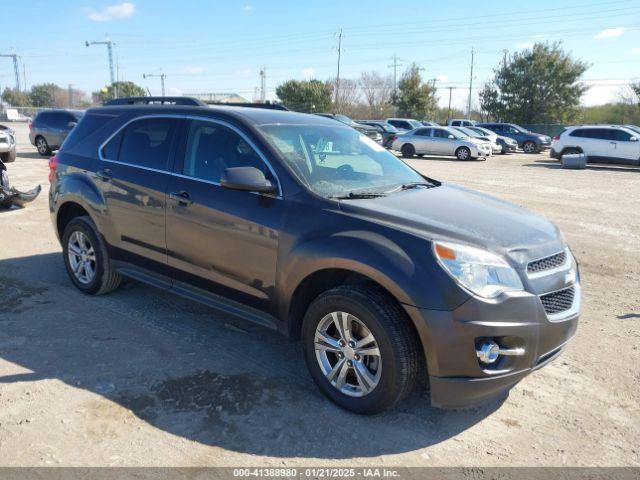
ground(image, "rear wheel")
xmin=35 ymin=136 xmax=51 ymax=156
xmin=455 ymin=146 xmax=471 ymax=161
xmin=302 ymin=285 xmax=421 ymax=415
xmin=400 ymin=144 xmax=415 ymax=158
xmin=62 ymin=216 xmax=121 ymax=295
xmin=523 ymin=141 xmax=538 ymax=154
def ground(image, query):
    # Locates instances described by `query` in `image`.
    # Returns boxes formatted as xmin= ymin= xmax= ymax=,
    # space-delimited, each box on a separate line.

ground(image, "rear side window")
xmin=433 ymin=129 xmax=450 ymax=138
xmin=414 ymin=128 xmax=431 ymax=136
xmin=569 ymin=129 xmax=585 ymax=138
xmin=579 ymin=129 xmax=611 ymax=140
xmin=116 ymin=117 xmax=178 ymax=170
xmin=63 ymin=113 xmax=117 ymax=151
xmin=451 ymin=121 xmax=461 ymax=126
xmin=611 ymin=129 xmax=632 ymax=141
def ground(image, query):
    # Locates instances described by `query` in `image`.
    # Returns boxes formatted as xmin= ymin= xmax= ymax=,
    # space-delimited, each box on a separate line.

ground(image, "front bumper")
xmin=403 ymin=281 xmax=580 ymax=409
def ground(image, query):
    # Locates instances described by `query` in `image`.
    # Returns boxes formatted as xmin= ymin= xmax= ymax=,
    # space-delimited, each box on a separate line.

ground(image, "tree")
xmin=93 ymin=81 xmax=147 ymax=103
xmin=395 ymin=63 xmax=438 ymax=120
xmin=479 ymin=42 xmax=589 ymax=124
xmin=29 ymin=83 xmax=61 ymax=107
xmin=1 ymin=87 xmax=31 ymax=107
xmin=275 ymin=79 xmax=333 ymax=113
xmin=329 ymin=78 xmax=361 ymax=116
xmin=630 ymin=82 xmax=640 ymax=104
xmin=359 ymin=71 xmax=393 ymax=119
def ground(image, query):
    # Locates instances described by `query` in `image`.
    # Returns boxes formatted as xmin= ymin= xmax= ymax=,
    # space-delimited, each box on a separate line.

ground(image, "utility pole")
xmin=387 ymin=54 xmax=402 ymax=115
xmin=447 ymin=86 xmax=455 ymax=120
xmin=467 ymin=48 xmax=474 ymax=118
xmin=68 ymin=84 xmax=73 ymax=108
xmin=0 ymin=54 xmax=21 ymax=91
xmin=86 ymin=39 xmax=116 ymax=96
xmin=501 ymin=49 xmax=508 ymax=69
xmin=143 ymin=72 xmax=166 ymax=96
xmin=259 ymin=66 xmax=266 ymax=102
xmin=22 ymin=61 xmax=26 ymax=91
xmin=335 ymin=29 xmax=342 ymax=111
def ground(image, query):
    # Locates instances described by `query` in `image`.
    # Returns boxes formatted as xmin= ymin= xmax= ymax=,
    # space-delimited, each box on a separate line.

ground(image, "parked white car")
xmin=391 ymin=126 xmax=492 ymax=160
xmin=550 ymin=125 xmax=640 ymax=165
xmin=451 ymin=126 xmax=501 ymax=154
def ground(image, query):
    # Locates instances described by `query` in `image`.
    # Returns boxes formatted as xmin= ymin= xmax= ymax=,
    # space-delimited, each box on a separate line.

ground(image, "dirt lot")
xmin=0 ymin=122 xmax=638 ymax=467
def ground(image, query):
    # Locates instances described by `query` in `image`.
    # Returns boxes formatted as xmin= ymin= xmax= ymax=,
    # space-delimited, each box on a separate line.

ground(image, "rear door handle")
xmin=169 ymin=191 xmax=194 ymax=206
xmin=94 ymin=169 xmax=112 ymax=182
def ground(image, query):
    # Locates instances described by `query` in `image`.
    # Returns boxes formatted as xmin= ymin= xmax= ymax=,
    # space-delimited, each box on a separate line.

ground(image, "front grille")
xmin=540 ymin=286 xmax=575 ymax=315
xmin=527 ymin=251 xmax=566 ymax=274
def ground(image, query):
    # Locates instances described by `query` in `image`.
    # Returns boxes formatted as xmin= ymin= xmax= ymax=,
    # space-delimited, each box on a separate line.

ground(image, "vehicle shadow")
xmin=0 ymin=252 xmax=503 ymax=459
xmin=405 ymin=155 xmax=486 ymax=162
xmin=16 ymin=151 xmax=47 ymax=160
xmin=525 ymin=159 xmax=640 ymax=173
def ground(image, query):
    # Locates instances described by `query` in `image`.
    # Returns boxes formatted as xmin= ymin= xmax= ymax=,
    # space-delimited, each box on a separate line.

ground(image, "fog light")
xmin=476 ymin=341 xmax=500 ymax=364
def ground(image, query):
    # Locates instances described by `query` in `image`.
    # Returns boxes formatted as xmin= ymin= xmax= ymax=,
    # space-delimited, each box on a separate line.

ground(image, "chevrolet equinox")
xmin=49 ymin=98 xmax=581 ymax=414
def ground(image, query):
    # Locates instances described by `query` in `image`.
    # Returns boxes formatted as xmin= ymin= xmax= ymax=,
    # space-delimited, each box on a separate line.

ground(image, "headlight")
xmin=433 ymin=241 xmax=524 ymax=298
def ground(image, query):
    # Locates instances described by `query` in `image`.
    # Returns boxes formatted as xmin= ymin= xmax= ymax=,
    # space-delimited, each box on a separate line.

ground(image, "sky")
xmin=2 ymin=0 xmax=639 ymax=110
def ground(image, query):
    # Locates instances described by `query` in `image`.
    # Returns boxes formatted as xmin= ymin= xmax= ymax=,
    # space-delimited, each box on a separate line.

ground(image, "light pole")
xmin=86 ymin=39 xmax=116 ymax=97
xmin=143 ymin=72 xmax=166 ymax=96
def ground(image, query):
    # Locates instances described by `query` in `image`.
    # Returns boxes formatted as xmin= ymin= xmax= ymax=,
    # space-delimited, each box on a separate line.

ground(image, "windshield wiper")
xmin=330 ymin=191 xmax=387 ymax=199
xmin=384 ymin=182 xmax=436 ymax=194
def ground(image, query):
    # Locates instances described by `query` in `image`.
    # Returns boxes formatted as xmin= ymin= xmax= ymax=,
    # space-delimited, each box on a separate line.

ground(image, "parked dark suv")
xmin=29 ymin=109 xmax=84 ymax=156
xmin=49 ymin=98 xmax=581 ymax=414
xmin=478 ymin=122 xmax=551 ymax=153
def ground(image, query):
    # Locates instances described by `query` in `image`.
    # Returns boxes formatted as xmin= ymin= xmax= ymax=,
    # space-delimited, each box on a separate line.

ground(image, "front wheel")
xmin=302 ymin=285 xmax=421 ymax=415
xmin=455 ymin=146 xmax=471 ymax=161
xmin=62 ymin=216 xmax=121 ymax=295
xmin=522 ymin=141 xmax=538 ymax=154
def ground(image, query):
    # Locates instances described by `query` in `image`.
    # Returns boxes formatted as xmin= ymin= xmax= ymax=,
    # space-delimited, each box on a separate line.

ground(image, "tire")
xmin=62 ymin=216 xmax=121 ymax=295
xmin=416 ymin=154 xmax=424 ymax=158
xmin=301 ymin=285 xmax=421 ymax=415
xmin=35 ymin=136 xmax=51 ymax=156
xmin=455 ymin=146 xmax=471 ymax=161
xmin=400 ymin=144 xmax=415 ymax=158
xmin=0 ymin=150 xmax=15 ymax=163
xmin=522 ymin=141 xmax=538 ymax=154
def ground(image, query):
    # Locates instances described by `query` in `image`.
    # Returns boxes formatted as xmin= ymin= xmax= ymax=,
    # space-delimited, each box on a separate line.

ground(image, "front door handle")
xmin=94 ymin=169 xmax=112 ymax=182
xmin=169 ymin=191 xmax=194 ymax=206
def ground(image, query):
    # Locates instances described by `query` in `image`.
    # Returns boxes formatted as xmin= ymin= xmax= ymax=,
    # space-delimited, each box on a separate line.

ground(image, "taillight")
xmin=28 ymin=122 xmax=33 ymax=131
xmin=553 ymin=134 xmax=560 ymax=141
xmin=48 ymin=155 xmax=58 ymax=183
xmin=390 ymin=134 xmax=397 ymax=141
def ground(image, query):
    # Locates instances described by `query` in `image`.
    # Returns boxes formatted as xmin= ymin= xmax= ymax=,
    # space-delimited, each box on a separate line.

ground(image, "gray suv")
xmin=49 ymin=97 xmax=580 ymax=414
xmin=29 ymin=109 xmax=84 ymax=156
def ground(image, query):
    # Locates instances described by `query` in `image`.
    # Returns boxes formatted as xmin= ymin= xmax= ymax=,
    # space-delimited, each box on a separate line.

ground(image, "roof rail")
xmin=204 ymin=101 xmax=289 ymax=111
xmin=104 ymin=96 xmax=206 ymax=106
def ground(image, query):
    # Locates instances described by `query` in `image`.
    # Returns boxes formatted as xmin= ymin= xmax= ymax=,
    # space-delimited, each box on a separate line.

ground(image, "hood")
xmin=338 ymin=184 xmax=564 ymax=267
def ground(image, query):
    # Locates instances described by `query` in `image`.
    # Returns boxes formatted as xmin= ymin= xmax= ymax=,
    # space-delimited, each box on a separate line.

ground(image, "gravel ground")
xmin=0 ymin=123 xmax=638 ymax=467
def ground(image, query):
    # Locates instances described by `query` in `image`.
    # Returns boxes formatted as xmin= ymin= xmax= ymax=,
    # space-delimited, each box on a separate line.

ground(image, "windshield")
xmin=472 ymin=126 xmax=494 ymax=136
xmin=444 ymin=127 xmax=467 ymax=139
xmin=457 ymin=127 xmax=481 ymax=137
xmin=259 ymin=124 xmax=425 ymax=198
xmin=511 ymin=124 xmax=529 ymax=133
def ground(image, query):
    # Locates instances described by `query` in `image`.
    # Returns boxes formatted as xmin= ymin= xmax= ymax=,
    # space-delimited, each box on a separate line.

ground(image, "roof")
xmin=91 ymin=103 xmax=343 ymax=128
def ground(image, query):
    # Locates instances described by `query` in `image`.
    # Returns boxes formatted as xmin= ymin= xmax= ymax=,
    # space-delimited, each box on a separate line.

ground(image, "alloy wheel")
xmin=523 ymin=142 xmax=537 ymax=153
xmin=36 ymin=138 xmax=48 ymax=155
xmin=314 ymin=311 xmax=382 ymax=397
xmin=67 ymin=231 xmax=97 ymax=284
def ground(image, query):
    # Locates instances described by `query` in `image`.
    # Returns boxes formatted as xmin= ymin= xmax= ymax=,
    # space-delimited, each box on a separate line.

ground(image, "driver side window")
xmin=181 ymin=120 xmax=274 ymax=184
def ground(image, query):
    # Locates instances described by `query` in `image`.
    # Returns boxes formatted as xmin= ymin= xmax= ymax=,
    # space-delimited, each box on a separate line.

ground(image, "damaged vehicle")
xmin=0 ymin=158 xmax=41 ymax=208
xmin=49 ymin=98 xmax=581 ymax=414
xmin=0 ymin=125 xmax=17 ymax=163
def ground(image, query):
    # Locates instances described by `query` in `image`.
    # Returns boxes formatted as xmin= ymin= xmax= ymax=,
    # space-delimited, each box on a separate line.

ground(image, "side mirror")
xmin=220 ymin=166 xmax=277 ymax=194
xmin=448 ymin=135 xmax=455 ymax=139
xmin=630 ymin=136 xmax=638 ymax=142
xmin=67 ymin=122 xmax=77 ymax=128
